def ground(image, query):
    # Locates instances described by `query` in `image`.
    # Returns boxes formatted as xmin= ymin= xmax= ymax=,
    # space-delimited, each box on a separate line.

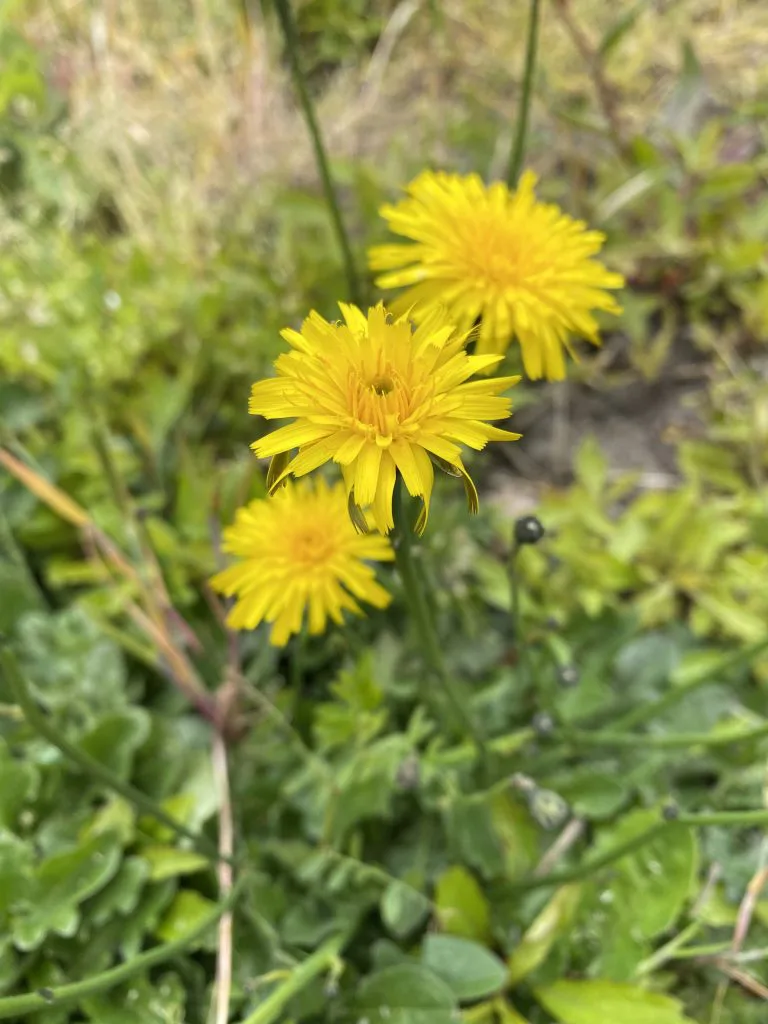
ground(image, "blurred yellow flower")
xmin=210 ymin=478 xmax=393 ymax=645
xmin=249 ymin=303 xmax=520 ymax=534
xmin=369 ymin=170 xmax=624 ymax=381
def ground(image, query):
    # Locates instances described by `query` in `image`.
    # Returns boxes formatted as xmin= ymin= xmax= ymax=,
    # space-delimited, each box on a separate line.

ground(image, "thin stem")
xmin=239 ymin=933 xmax=345 ymax=1024
xmin=1 ymin=647 xmax=224 ymax=864
xmin=507 ymin=0 xmax=540 ymax=187
xmin=505 ymin=821 xmax=668 ymax=893
xmin=560 ymin=721 xmax=768 ymax=751
xmin=678 ymin=809 xmax=768 ymax=828
xmin=212 ymin=733 xmax=235 ymax=1024
xmin=508 ymin=541 xmax=536 ymax=688
xmin=392 ymin=483 xmax=486 ymax=759
xmin=551 ymin=0 xmax=632 ymax=163
xmin=634 ymin=920 xmax=703 ymax=977
xmin=612 ymin=637 xmax=768 ymax=732
xmin=271 ymin=0 xmax=361 ymax=305
xmin=506 ymin=807 xmax=768 ymax=895
xmin=0 ymin=878 xmax=244 ymax=1020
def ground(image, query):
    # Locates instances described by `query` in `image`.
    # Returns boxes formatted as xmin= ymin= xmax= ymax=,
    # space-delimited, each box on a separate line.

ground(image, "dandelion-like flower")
xmin=249 ymin=303 xmax=520 ymax=534
xmin=210 ymin=478 xmax=393 ymax=646
xmin=369 ymin=170 xmax=624 ymax=381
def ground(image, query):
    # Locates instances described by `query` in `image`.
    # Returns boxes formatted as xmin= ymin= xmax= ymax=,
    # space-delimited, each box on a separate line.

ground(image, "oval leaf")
xmin=354 ymin=964 xmax=457 ymax=1024
xmin=535 ymin=979 xmax=698 ymax=1024
xmin=434 ymin=865 xmax=491 ymax=942
xmin=381 ymin=881 xmax=430 ymax=939
xmin=422 ymin=934 xmax=507 ymax=1001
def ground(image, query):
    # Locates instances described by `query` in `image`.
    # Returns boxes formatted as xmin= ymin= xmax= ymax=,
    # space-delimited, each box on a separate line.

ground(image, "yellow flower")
xmin=369 ymin=170 xmax=624 ymax=381
xmin=210 ymin=478 xmax=393 ymax=646
xmin=249 ymin=303 xmax=520 ymax=534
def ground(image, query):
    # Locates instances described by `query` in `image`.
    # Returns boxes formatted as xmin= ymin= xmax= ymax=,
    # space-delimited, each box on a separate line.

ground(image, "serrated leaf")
xmin=0 ymin=832 xmax=32 ymax=916
xmin=422 ymin=934 xmax=507 ymax=1001
xmin=88 ymin=856 xmax=150 ymax=926
xmin=78 ymin=708 xmax=151 ymax=778
xmin=0 ymin=743 xmax=38 ymax=829
xmin=11 ymin=832 xmax=121 ymax=950
xmin=534 ymin=979 xmax=698 ymax=1024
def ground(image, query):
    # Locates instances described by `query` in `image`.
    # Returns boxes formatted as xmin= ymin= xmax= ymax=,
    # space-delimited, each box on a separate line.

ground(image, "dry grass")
xmin=20 ymin=0 xmax=768 ymax=249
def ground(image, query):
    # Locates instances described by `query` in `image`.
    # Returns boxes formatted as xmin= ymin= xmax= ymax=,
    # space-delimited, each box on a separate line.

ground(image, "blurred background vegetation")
xmin=2 ymin=1 xmax=768 ymax=1022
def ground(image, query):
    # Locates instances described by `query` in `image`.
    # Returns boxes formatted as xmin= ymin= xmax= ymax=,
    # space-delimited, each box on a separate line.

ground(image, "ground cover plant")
xmin=1 ymin=1 xmax=768 ymax=1022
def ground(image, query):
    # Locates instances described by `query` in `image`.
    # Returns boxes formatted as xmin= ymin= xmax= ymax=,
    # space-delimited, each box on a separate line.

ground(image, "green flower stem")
xmin=508 ymin=542 xmax=536 ymax=688
xmin=611 ymin=636 xmax=768 ymax=732
xmin=392 ymin=484 xmax=487 ymax=761
xmin=634 ymin=920 xmax=704 ymax=977
xmin=507 ymin=821 xmax=669 ymax=893
xmin=507 ymin=0 xmax=541 ymax=187
xmin=239 ymin=933 xmax=345 ymax=1024
xmin=509 ymin=806 xmax=768 ymax=894
xmin=0 ymin=877 xmax=244 ymax=1020
xmin=664 ymin=941 xmax=768 ymax=963
xmin=272 ymin=0 xmax=361 ymax=306
xmin=0 ymin=647 xmax=225 ymax=865
xmin=559 ymin=721 xmax=768 ymax=750
xmin=677 ymin=808 xmax=768 ymax=828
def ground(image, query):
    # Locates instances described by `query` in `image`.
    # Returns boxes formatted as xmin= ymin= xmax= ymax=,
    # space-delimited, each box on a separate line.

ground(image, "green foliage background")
xmin=1 ymin=1 xmax=768 ymax=1022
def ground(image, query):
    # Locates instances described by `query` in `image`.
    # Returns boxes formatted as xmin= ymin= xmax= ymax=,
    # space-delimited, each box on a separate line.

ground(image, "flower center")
xmin=291 ymin=528 xmax=335 ymax=567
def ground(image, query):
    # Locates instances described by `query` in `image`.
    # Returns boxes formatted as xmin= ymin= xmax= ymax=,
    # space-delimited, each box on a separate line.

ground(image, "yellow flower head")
xmin=210 ymin=478 xmax=393 ymax=646
xmin=249 ymin=302 xmax=520 ymax=534
xmin=369 ymin=170 xmax=624 ymax=381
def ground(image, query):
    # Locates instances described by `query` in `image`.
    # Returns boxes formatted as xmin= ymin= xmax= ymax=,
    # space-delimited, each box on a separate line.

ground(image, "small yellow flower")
xmin=249 ymin=303 xmax=520 ymax=534
xmin=369 ymin=170 xmax=624 ymax=381
xmin=210 ymin=478 xmax=393 ymax=646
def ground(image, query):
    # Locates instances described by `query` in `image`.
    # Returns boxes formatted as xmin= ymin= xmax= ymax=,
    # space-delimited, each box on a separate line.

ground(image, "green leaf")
xmin=557 ymin=776 xmax=627 ymax=821
xmin=508 ymin=885 xmax=583 ymax=985
xmin=534 ymin=979 xmax=698 ymax=1024
xmin=381 ymin=881 xmax=431 ymax=939
xmin=490 ymin=793 xmax=539 ymax=881
xmin=155 ymin=889 xmax=218 ymax=949
xmin=575 ymin=436 xmax=607 ymax=500
xmin=353 ymin=964 xmax=458 ymax=1024
xmin=79 ymin=708 xmax=151 ymax=778
xmin=80 ymin=796 xmax=136 ymax=844
xmin=0 ymin=562 xmax=43 ymax=632
xmin=422 ymin=934 xmax=508 ymax=1001
xmin=444 ymin=793 xmax=505 ymax=878
xmin=0 ymin=742 xmax=38 ymax=829
xmin=11 ymin=832 xmax=121 ymax=950
xmin=598 ymin=2 xmax=646 ymax=59
xmin=602 ymin=811 xmax=699 ymax=940
xmin=82 ymin=972 xmax=186 ymax=1023
xmin=88 ymin=856 xmax=151 ymax=926
xmin=434 ymin=865 xmax=491 ymax=942
xmin=0 ymin=832 xmax=32 ymax=916
xmin=140 ymin=844 xmax=211 ymax=882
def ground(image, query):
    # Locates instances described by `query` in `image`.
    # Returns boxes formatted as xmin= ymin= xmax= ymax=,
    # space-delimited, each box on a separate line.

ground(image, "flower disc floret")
xmin=369 ymin=170 xmax=624 ymax=381
xmin=249 ymin=302 xmax=520 ymax=533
